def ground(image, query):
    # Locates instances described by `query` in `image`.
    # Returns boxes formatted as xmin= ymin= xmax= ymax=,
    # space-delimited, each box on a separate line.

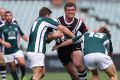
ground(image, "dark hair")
xmin=64 ymin=2 xmax=76 ymax=10
xmin=5 ymin=11 xmax=12 ymax=15
xmin=98 ymin=27 xmax=111 ymax=38
xmin=39 ymin=7 xmax=52 ymax=17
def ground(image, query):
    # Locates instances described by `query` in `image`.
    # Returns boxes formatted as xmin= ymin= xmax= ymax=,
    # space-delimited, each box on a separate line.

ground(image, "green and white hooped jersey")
xmin=73 ymin=32 xmax=110 ymax=55
xmin=27 ymin=17 xmax=59 ymax=53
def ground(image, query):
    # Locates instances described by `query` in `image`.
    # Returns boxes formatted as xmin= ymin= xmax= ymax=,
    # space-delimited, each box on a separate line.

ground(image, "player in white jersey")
xmin=26 ymin=7 xmax=75 ymax=80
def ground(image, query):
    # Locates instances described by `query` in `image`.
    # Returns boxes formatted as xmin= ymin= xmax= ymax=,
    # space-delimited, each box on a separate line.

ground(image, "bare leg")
xmin=16 ymin=57 xmax=26 ymax=80
xmin=91 ymin=69 xmax=100 ymax=80
xmin=32 ymin=66 xmax=44 ymax=80
xmin=72 ymin=50 xmax=87 ymax=80
xmin=64 ymin=62 xmax=79 ymax=80
xmin=8 ymin=61 xmax=19 ymax=80
xmin=72 ymin=50 xmax=84 ymax=71
xmin=41 ymin=67 xmax=46 ymax=79
xmin=104 ymin=64 xmax=117 ymax=80
xmin=0 ymin=52 xmax=7 ymax=80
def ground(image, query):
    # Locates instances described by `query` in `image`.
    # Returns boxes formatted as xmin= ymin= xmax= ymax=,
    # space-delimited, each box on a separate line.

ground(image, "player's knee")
xmin=74 ymin=63 xmax=82 ymax=68
xmin=74 ymin=63 xmax=84 ymax=71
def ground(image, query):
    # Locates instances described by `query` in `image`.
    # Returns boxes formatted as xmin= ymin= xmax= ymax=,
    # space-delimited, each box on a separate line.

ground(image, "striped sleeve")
xmin=78 ymin=19 xmax=88 ymax=34
xmin=43 ymin=18 xmax=59 ymax=29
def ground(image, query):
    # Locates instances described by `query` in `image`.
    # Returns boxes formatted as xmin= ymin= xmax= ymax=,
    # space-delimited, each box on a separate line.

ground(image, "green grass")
xmin=1 ymin=71 xmax=120 ymax=80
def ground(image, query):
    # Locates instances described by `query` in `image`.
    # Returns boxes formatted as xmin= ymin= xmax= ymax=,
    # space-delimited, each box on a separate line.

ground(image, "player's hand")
xmin=2 ymin=41 xmax=12 ymax=48
xmin=52 ymin=45 xmax=59 ymax=51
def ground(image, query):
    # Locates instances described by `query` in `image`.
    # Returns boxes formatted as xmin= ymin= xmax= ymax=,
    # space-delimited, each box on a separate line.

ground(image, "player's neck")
xmin=65 ymin=17 xmax=73 ymax=23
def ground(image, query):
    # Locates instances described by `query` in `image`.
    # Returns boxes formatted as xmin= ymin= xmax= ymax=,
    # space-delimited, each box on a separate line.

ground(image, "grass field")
xmin=1 ymin=71 xmax=120 ymax=80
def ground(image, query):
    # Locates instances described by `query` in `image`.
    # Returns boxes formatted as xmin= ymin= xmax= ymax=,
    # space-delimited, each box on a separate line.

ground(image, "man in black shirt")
xmin=56 ymin=3 xmax=88 ymax=80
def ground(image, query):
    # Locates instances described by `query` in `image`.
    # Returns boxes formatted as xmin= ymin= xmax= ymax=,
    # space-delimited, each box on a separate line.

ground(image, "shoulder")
xmin=12 ymin=19 xmax=18 ymax=24
xmin=12 ymin=23 xmax=20 ymax=28
xmin=58 ymin=16 xmax=63 ymax=20
xmin=43 ymin=18 xmax=58 ymax=23
xmin=0 ymin=23 xmax=5 ymax=28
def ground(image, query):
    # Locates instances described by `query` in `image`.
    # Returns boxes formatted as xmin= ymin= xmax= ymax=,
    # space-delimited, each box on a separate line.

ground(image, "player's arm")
xmin=104 ymin=38 xmax=113 ymax=57
xmin=52 ymin=39 xmax=73 ymax=51
xmin=0 ymin=39 xmax=11 ymax=48
xmin=0 ymin=27 xmax=11 ymax=48
xmin=57 ymin=25 xmax=75 ymax=38
xmin=52 ymin=35 xmax=82 ymax=51
xmin=107 ymin=39 xmax=113 ymax=56
xmin=21 ymin=34 xmax=29 ymax=42
xmin=17 ymin=26 xmax=29 ymax=42
xmin=47 ymin=30 xmax=64 ymax=42
xmin=44 ymin=18 xmax=75 ymax=38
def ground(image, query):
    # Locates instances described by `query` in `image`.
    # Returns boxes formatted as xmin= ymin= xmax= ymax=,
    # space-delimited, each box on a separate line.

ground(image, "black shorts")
xmin=57 ymin=43 xmax=81 ymax=65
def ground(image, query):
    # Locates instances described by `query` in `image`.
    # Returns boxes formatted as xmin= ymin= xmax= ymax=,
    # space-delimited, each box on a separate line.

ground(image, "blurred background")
xmin=0 ymin=0 xmax=120 ymax=80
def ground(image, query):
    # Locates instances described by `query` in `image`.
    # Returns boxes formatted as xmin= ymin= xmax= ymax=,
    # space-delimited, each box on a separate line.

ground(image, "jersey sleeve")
xmin=17 ymin=25 xmax=24 ymax=36
xmin=109 ymin=39 xmax=113 ymax=52
xmin=78 ymin=21 xmax=88 ymax=34
xmin=72 ymin=35 xmax=82 ymax=44
xmin=43 ymin=18 xmax=59 ymax=29
xmin=103 ymin=34 xmax=112 ymax=52
xmin=12 ymin=19 xmax=18 ymax=24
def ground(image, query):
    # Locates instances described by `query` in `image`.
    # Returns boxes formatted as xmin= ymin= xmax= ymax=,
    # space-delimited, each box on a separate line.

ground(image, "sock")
xmin=78 ymin=69 xmax=87 ymax=80
xmin=11 ymin=71 xmax=19 ymax=80
xmin=0 ymin=65 xmax=7 ymax=80
xmin=20 ymin=65 xmax=26 ymax=78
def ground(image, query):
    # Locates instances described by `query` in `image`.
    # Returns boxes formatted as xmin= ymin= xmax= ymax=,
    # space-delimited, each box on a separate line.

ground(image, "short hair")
xmin=39 ymin=7 xmax=52 ymax=17
xmin=98 ymin=27 xmax=111 ymax=38
xmin=5 ymin=11 xmax=12 ymax=16
xmin=64 ymin=2 xmax=76 ymax=10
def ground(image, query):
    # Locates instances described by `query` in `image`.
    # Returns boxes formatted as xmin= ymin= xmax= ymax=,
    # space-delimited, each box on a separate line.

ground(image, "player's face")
xmin=5 ymin=13 xmax=13 ymax=23
xmin=0 ymin=8 xmax=6 ymax=20
xmin=65 ymin=6 xmax=76 ymax=18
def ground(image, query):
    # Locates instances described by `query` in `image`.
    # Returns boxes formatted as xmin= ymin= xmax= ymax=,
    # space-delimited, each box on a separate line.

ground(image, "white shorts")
xmin=4 ymin=50 xmax=24 ymax=63
xmin=25 ymin=52 xmax=45 ymax=68
xmin=84 ymin=53 xmax=113 ymax=70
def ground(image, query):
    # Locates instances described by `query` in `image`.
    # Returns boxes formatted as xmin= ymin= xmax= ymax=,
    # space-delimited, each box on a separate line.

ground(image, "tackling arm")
xmin=52 ymin=39 xmax=73 ymax=51
xmin=57 ymin=25 xmax=75 ymax=38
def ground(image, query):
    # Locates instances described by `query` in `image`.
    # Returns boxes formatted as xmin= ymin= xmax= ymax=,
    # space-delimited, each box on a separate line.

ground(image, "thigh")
xmin=26 ymin=52 xmax=45 ymax=68
xmin=13 ymin=50 xmax=25 ymax=65
xmin=57 ymin=47 xmax=72 ymax=65
xmin=71 ymin=50 xmax=83 ymax=65
xmin=104 ymin=64 xmax=117 ymax=78
xmin=8 ymin=61 xmax=16 ymax=71
xmin=0 ymin=52 xmax=4 ymax=61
